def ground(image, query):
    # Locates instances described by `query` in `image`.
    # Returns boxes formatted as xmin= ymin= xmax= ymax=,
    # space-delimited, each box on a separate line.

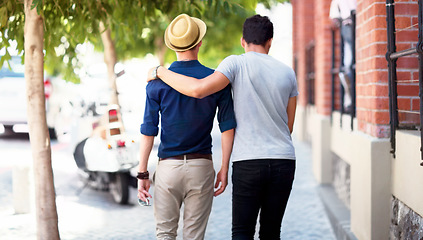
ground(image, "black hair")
xmin=242 ymin=15 xmax=274 ymax=46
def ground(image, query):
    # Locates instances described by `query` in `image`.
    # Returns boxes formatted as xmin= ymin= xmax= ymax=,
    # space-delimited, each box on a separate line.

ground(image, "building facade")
xmin=292 ymin=0 xmax=423 ymax=239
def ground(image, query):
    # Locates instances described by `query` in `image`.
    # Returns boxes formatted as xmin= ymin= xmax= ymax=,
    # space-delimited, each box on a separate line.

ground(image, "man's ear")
xmin=241 ymin=37 xmax=246 ymax=48
xmin=265 ymin=38 xmax=273 ymax=51
xmin=198 ymin=40 xmax=203 ymax=48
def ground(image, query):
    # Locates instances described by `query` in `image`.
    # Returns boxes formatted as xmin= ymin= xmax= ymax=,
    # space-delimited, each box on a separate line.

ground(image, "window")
xmin=306 ymin=42 xmax=315 ymax=105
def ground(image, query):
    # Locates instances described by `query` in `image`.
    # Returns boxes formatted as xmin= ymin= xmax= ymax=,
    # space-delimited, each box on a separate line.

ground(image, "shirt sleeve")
xmin=289 ymin=68 xmax=299 ymax=98
xmin=140 ymin=84 xmax=160 ymax=136
xmin=216 ymin=85 xmax=237 ymax=132
xmin=216 ymin=55 xmax=239 ymax=84
xmin=329 ymin=0 xmax=340 ymax=19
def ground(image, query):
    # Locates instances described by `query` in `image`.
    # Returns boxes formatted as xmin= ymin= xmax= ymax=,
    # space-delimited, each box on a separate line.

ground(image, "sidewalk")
xmin=0 ymin=132 xmax=335 ymax=239
xmin=281 ymin=139 xmax=335 ymax=239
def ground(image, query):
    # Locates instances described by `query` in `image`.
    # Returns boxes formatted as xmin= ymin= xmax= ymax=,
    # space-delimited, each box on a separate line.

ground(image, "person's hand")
xmin=331 ymin=18 xmax=341 ymax=28
xmin=147 ymin=66 xmax=160 ymax=82
xmin=214 ymin=168 xmax=228 ymax=197
xmin=147 ymin=67 xmax=155 ymax=82
xmin=137 ymin=179 xmax=152 ymax=202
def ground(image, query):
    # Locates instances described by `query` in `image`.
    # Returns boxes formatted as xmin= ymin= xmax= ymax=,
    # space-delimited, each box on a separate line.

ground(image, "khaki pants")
xmin=154 ymin=158 xmax=215 ymax=240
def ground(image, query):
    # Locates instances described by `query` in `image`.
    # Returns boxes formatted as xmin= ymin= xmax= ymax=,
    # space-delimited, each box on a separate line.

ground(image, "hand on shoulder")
xmin=147 ymin=65 xmax=161 ymax=82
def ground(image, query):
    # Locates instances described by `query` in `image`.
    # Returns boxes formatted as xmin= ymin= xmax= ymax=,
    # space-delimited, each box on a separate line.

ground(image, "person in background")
xmin=137 ymin=13 xmax=236 ymax=240
xmin=148 ymin=14 xmax=298 ymax=240
xmin=330 ymin=0 xmax=357 ymax=112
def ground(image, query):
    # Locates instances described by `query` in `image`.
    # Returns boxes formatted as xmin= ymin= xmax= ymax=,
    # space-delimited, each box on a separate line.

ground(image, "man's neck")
xmin=176 ymin=51 xmax=198 ymax=61
xmin=242 ymin=38 xmax=272 ymax=54
xmin=244 ymin=44 xmax=269 ymax=54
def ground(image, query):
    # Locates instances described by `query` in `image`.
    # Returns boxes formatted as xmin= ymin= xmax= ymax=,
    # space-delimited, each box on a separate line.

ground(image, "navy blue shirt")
xmin=141 ymin=60 xmax=236 ymax=159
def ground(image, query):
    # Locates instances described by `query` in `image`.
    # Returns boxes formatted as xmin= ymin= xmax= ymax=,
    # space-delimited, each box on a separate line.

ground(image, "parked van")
xmin=0 ymin=56 xmax=65 ymax=138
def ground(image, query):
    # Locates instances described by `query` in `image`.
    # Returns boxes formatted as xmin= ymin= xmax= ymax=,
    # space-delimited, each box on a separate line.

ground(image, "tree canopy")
xmin=0 ymin=0 xmax=288 ymax=82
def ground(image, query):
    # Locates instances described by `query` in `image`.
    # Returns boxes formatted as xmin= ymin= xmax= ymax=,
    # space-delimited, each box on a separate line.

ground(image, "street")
xmin=0 ymin=122 xmax=335 ymax=240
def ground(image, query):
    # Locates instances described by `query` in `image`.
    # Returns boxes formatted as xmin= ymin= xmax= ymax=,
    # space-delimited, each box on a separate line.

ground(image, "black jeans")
xmin=232 ymin=159 xmax=296 ymax=240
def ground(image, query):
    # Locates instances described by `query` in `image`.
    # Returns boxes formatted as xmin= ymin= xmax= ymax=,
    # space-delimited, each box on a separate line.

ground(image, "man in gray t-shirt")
xmin=216 ymin=51 xmax=298 ymax=162
xmin=148 ymin=14 xmax=298 ymax=240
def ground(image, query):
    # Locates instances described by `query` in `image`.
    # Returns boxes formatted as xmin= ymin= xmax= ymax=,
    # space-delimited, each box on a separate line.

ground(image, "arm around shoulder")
xmin=148 ymin=66 xmax=230 ymax=99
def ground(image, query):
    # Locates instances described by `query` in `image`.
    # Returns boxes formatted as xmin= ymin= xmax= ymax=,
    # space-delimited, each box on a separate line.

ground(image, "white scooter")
xmin=73 ymin=104 xmax=138 ymax=204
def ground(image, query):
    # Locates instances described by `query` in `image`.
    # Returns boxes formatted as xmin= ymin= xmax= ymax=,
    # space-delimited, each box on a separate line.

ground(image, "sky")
xmin=256 ymin=3 xmax=293 ymax=67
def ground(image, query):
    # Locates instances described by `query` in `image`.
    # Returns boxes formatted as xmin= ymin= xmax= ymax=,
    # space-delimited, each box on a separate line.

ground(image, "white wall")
xmin=296 ymin=109 xmax=392 ymax=240
xmin=392 ymin=130 xmax=423 ymax=217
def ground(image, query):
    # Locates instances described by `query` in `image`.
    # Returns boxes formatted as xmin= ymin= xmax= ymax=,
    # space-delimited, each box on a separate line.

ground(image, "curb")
xmin=318 ymin=184 xmax=358 ymax=240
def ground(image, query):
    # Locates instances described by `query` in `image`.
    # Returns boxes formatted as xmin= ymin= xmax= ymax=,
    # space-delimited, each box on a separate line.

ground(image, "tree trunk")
xmin=99 ymin=21 xmax=119 ymax=106
xmin=24 ymin=0 xmax=60 ymax=239
xmin=155 ymin=37 xmax=167 ymax=66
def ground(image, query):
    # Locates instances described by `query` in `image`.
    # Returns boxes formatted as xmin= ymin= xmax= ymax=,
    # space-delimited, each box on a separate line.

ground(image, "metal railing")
xmin=386 ymin=0 xmax=423 ymax=164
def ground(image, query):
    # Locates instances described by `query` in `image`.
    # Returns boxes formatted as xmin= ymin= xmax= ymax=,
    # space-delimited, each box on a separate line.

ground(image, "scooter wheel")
xmin=109 ymin=172 xmax=130 ymax=204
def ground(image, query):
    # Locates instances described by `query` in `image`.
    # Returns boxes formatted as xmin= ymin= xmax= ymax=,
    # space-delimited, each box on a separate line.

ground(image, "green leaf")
xmin=0 ymin=52 xmax=12 ymax=70
xmin=30 ymin=0 xmax=40 ymax=11
xmin=223 ymin=1 xmax=230 ymax=13
xmin=0 ymin=7 xmax=7 ymax=27
xmin=6 ymin=1 xmax=12 ymax=12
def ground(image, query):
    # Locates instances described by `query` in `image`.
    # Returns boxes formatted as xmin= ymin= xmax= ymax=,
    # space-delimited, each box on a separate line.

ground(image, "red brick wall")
xmin=356 ymin=0 xmax=390 ymax=137
xmin=356 ymin=0 xmax=419 ymax=138
xmin=314 ymin=0 xmax=334 ymax=116
xmin=293 ymin=0 xmax=420 ymax=138
xmin=393 ymin=0 xmax=420 ymax=127
xmin=292 ymin=0 xmax=315 ymax=107
xmin=292 ymin=0 xmax=342 ymax=115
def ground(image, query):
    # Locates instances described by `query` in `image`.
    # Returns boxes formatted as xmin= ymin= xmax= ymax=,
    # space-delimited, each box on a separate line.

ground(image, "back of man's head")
xmin=242 ymin=15 xmax=273 ymax=46
xmin=165 ymin=13 xmax=207 ymax=52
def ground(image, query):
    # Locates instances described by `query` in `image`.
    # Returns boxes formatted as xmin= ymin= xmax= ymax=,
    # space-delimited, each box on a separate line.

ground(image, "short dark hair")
xmin=242 ymin=15 xmax=273 ymax=46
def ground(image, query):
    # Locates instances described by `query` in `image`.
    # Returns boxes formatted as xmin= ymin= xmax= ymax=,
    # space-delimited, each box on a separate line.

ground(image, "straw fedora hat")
xmin=164 ymin=14 xmax=207 ymax=51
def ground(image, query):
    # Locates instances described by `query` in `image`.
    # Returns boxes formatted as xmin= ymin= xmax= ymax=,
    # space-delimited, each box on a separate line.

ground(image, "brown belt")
xmin=160 ymin=153 xmax=212 ymax=161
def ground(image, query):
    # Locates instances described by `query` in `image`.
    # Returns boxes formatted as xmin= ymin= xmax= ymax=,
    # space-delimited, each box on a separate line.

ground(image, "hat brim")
xmin=164 ymin=17 xmax=207 ymax=52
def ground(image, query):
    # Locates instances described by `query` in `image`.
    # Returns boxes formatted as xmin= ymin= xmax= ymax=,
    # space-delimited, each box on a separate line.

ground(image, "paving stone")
xmin=0 ymin=133 xmax=335 ymax=239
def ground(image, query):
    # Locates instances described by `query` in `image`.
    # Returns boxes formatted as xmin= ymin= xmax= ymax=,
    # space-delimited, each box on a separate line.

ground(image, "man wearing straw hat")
xmin=148 ymin=15 xmax=298 ymax=239
xmin=137 ymin=13 xmax=236 ymax=240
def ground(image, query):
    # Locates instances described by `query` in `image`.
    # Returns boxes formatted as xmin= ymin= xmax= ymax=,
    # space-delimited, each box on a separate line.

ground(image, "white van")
xmin=0 ymin=56 xmax=64 ymax=138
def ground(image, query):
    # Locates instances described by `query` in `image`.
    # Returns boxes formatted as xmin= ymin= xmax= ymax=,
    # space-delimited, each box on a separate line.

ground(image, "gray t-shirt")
xmin=216 ymin=51 xmax=298 ymax=162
